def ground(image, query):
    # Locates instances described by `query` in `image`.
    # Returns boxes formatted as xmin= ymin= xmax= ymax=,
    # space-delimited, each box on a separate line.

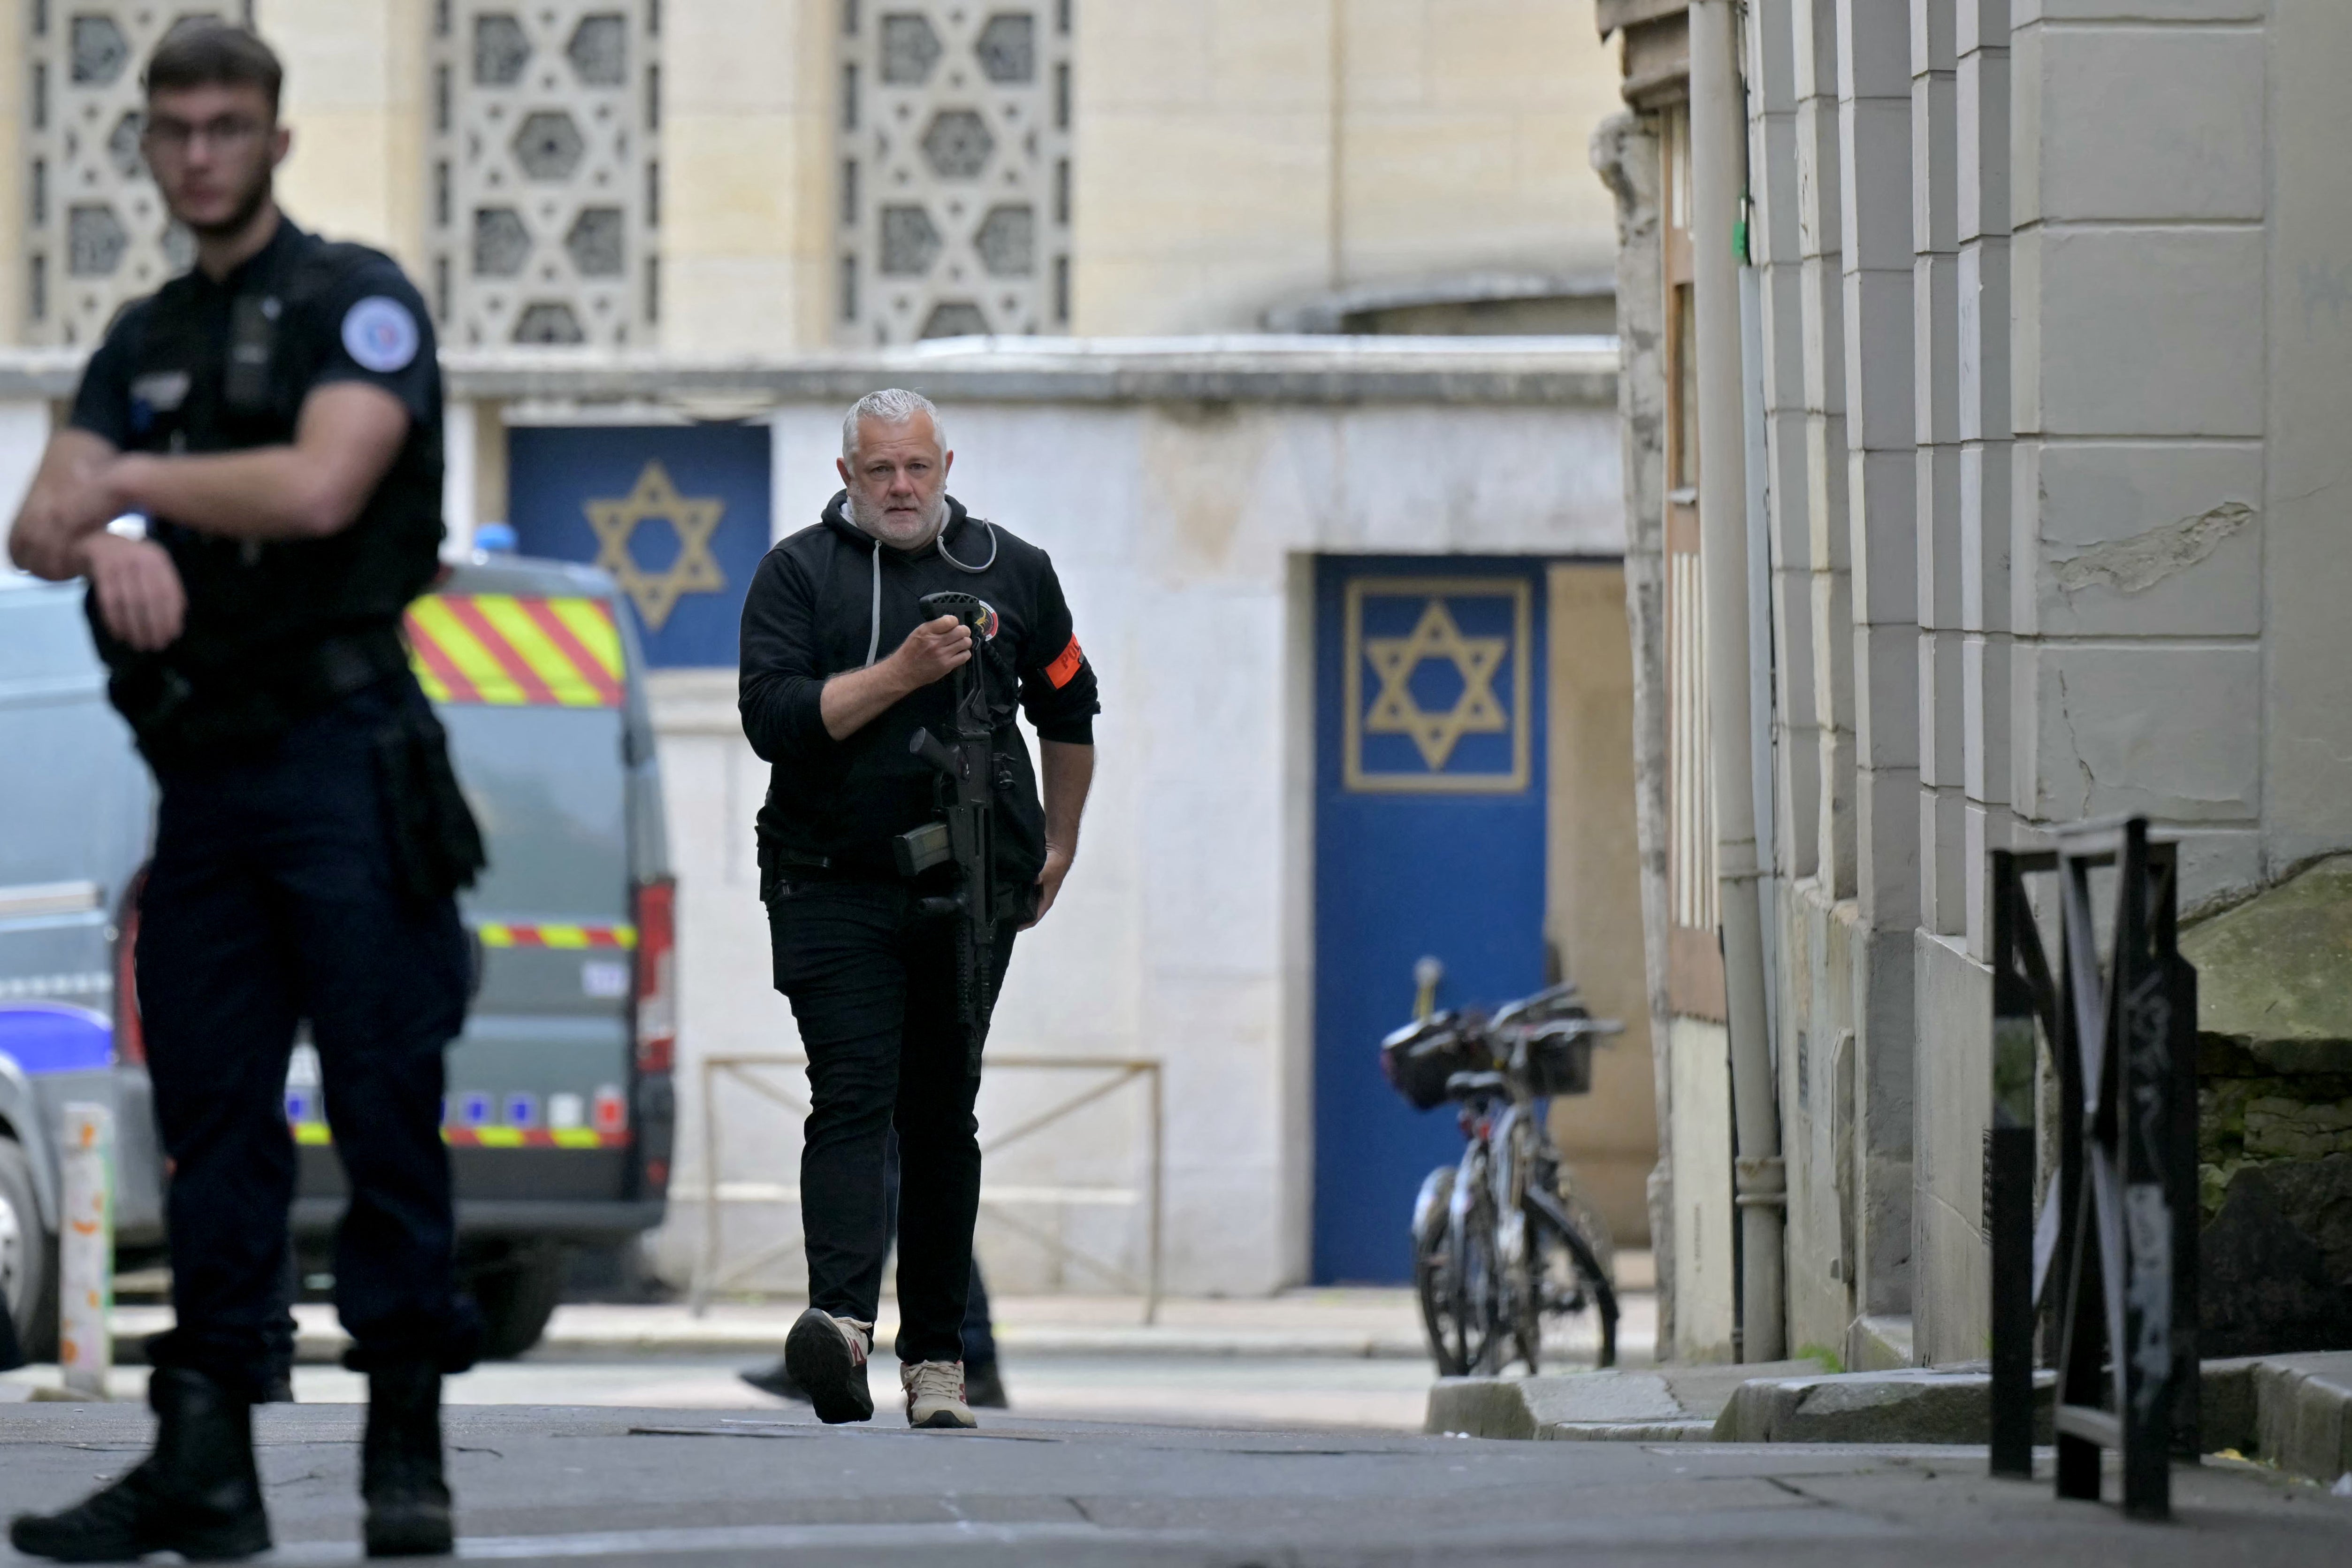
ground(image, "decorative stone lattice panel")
xmin=428 ymin=0 xmax=658 ymax=348
xmin=839 ymin=0 xmax=1071 ymax=344
xmin=24 ymin=2 xmax=251 ymax=347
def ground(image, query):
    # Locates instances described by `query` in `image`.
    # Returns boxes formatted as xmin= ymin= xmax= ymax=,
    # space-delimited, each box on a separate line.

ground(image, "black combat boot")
xmin=360 ymin=1359 xmax=454 ymax=1557
xmin=8 ymin=1366 xmax=271 ymax=1562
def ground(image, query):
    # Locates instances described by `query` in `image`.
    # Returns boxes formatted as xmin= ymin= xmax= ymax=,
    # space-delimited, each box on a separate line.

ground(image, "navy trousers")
xmin=767 ymin=879 xmax=1015 ymax=1367
xmin=138 ymin=680 xmax=479 ymax=1400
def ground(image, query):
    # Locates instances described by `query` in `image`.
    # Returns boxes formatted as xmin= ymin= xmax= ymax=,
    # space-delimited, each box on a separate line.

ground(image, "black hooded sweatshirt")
xmin=738 ymin=492 xmax=1100 ymax=891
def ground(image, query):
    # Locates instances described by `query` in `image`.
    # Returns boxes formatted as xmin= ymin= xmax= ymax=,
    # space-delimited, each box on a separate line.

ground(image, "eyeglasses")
xmin=140 ymin=115 xmax=268 ymax=155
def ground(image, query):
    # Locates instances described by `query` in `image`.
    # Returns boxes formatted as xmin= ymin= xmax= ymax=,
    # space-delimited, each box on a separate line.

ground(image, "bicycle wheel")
xmin=1410 ymin=1166 xmax=1470 ymax=1376
xmin=1526 ymin=1180 xmax=1619 ymax=1369
xmin=1449 ymin=1174 xmax=1507 ymax=1375
xmin=1496 ymin=1114 xmax=1547 ymax=1374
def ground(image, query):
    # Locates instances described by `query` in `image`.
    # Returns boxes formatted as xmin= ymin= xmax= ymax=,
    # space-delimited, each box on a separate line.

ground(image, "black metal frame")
xmin=1986 ymin=817 xmax=2198 ymax=1519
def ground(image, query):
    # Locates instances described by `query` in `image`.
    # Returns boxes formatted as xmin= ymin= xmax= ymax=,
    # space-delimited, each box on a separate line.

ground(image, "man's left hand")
xmin=83 ymin=532 xmax=186 ymax=650
xmin=1024 ymin=843 xmax=1075 ymax=930
xmin=10 ymin=456 xmax=125 ymax=579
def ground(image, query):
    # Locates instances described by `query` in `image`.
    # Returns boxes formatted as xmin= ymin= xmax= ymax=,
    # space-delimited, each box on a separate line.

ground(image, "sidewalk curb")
xmin=1425 ymin=1361 xmax=1822 ymax=1440
xmin=1430 ymin=1352 xmax=2352 ymax=1484
xmin=1712 ymin=1368 xmax=2053 ymax=1445
xmin=2249 ymin=1352 xmax=2352 ymax=1485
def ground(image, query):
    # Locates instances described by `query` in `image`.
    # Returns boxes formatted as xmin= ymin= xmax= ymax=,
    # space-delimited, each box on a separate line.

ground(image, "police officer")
xmin=740 ymin=388 xmax=1098 ymax=1430
xmin=7 ymin=22 xmax=479 ymax=1561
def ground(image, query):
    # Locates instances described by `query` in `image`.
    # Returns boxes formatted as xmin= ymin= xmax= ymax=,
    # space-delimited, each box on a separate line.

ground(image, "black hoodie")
xmin=738 ymin=492 xmax=1100 ymax=888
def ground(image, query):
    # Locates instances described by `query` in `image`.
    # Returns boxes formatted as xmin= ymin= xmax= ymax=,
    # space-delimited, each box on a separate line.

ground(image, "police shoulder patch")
xmin=341 ymin=295 xmax=420 ymax=373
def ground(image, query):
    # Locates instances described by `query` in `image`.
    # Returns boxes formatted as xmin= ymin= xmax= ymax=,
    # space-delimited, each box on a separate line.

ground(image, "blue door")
xmin=1313 ymin=558 xmax=1549 ymax=1284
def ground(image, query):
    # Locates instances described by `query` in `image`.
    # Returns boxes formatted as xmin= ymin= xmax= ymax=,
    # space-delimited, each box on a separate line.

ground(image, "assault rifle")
xmin=893 ymin=591 xmax=1008 ymax=1076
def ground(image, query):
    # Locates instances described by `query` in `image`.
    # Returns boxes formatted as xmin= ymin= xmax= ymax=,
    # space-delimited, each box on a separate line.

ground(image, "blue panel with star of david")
xmin=507 ymin=424 xmax=771 ymax=667
xmin=1349 ymin=585 xmax=1527 ymax=785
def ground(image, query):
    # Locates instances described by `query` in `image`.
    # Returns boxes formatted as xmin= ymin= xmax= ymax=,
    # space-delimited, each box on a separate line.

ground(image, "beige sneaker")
xmin=783 ymin=1308 xmax=875 ymax=1424
xmin=901 ymin=1360 xmax=977 ymax=1429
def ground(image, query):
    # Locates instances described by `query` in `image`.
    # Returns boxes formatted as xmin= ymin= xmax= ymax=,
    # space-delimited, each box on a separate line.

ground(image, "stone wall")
xmin=2186 ymin=855 xmax=2352 ymax=1355
xmin=1678 ymin=0 xmax=2352 ymax=1372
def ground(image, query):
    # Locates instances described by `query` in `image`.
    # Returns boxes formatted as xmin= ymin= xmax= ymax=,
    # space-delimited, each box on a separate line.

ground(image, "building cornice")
xmin=0 ymin=339 xmax=1620 ymax=410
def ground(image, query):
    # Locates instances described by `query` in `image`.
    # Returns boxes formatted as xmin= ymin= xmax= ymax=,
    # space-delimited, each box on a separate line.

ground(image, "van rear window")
xmin=404 ymin=594 xmax=624 ymax=708
xmin=442 ymin=705 xmax=629 ymax=919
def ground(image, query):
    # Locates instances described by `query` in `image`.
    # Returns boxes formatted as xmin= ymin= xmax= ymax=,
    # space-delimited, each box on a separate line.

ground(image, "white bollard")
xmin=56 ymin=1103 xmax=114 ymax=1399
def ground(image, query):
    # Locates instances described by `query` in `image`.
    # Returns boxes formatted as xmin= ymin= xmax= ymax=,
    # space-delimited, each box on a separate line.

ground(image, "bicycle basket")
xmin=1380 ymin=1014 xmax=1489 ymax=1111
xmin=1525 ymin=1020 xmax=1599 ymax=1097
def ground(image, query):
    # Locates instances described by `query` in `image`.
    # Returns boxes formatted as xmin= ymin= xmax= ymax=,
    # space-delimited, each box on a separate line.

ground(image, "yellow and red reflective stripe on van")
xmin=290 ymin=1125 xmax=631 ymax=1149
xmin=403 ymin=594 xmax=625 ymax=707
xmin=474 ymin=922 xmax=637 ymax=950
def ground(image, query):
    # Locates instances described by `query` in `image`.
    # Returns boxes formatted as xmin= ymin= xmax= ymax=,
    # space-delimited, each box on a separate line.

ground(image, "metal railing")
xmin=685 ymin=1053 xmax=1164 ymax=1323
xmin=1987 ymin=817 xmax=2198 ymax=1519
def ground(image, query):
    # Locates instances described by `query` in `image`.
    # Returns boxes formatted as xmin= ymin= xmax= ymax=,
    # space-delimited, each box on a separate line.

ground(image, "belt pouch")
xmin=374 ymin=706 xmax=487 ymax=903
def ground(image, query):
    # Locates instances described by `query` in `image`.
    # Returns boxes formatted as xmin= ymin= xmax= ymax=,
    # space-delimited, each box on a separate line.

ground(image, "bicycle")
xmin=1381 ymin=981 xmax=1622 ymax=1376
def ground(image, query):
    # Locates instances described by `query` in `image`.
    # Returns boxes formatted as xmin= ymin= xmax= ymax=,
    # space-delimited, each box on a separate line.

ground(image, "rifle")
xmin=893 ymin=591 xmax=1008 ymax=1076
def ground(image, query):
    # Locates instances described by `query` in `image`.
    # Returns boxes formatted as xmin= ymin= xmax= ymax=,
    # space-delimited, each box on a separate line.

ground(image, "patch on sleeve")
xmin=1045 ymin=634 xmax=1085 ymax=689
xmin=341 ymin=295 xmax=420 ymax=374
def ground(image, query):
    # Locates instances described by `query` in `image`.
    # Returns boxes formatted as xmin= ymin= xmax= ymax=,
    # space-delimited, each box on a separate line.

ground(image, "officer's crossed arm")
xmin=95 ymin=381 xmax=411 ymax=544
xmin=9 ymin=428 xmax=189 ymax=653
xmin=10 ymin=428 xmax=128 ymax=579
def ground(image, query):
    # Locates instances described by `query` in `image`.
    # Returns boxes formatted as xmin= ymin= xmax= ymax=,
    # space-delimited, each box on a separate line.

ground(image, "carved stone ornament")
xmin=26 ymin=4 xmax=251 ymax=346
xmin=429 ymin=2 xmax=659 ymax=348
xmin=839 ymin=2 xmax=1072 ymax=344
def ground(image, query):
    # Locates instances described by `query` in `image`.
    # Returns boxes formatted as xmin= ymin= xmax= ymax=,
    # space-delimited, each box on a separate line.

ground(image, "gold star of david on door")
xmin=1343 ymin=577 xmax=1532 ymax=794
xmin=1363 ymin=600 xmax=1510 ymax=769
xmin=585 ymin=460 xmax=726 ymax=631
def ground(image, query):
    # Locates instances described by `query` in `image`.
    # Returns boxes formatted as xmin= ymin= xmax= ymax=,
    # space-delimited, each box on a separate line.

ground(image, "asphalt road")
xmin=3 ymin=1396 xmax=2349 ymax=1567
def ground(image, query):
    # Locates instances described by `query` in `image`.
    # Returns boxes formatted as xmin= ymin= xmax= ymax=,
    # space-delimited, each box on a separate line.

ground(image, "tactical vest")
xmin=91 ymin=225 xmax=445 ymax=765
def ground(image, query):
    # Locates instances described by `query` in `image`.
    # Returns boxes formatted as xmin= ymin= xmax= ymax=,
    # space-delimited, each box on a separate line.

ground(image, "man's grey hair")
xmin=841 ymin=388 xmax=944 ymax=462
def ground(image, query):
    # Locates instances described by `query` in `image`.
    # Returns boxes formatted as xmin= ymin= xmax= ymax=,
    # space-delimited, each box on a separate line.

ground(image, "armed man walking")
xmin=740 ymin=389 xmax=1097 ymax=1430
xmin=6 ymin=22 xmax=480 ymax=1561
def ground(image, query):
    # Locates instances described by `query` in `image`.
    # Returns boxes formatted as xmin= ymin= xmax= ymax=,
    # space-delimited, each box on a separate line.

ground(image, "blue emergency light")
xmin=0 ymin=1003 xmax=113 ymax=1075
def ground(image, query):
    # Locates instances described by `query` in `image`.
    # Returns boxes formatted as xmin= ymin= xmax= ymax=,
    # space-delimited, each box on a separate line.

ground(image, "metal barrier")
xmin=686 ymin=1053 xmax=1164 ymax=1323
xmin=1987 ymin=817 xmax=2198 ymax=1518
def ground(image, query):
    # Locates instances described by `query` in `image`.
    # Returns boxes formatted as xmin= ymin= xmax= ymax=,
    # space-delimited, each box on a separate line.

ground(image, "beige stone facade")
xmin=1 ymin=0 xmax=1622 ymax=348
xmin=1076 ymin=1 xmax=1624 ymax=337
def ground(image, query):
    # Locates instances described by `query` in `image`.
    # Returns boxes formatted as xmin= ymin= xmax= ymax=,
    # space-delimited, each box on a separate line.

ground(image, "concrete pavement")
xmin=100 ymin=1274 xmax=1658 ymax=1365
xmin=41 ymin=1279 xmax=1657 ymax=1433
xmin=4 ymin=1399 xmax=2349 ymax=1566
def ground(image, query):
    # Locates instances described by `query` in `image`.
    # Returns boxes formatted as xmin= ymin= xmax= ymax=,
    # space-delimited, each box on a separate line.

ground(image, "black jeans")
xmin=139 ymin=681 xmax=480 ymax=1400
xmin=882 ymin=1130 xmax=998 ymax=1369
xmin=768 ymin=879 xmax=1016 ymax=1366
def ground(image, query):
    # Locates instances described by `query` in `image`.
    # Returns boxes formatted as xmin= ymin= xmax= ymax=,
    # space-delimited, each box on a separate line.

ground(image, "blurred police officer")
xmin=740 ymin=389 xmax=1097 ymax=1430
xmin=7 ymin=22 xmax=479 ymax=1561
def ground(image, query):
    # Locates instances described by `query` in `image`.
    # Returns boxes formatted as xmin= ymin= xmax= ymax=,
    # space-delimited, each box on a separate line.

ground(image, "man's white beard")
xmin=848 ymin=490 xmax=948 ymax=550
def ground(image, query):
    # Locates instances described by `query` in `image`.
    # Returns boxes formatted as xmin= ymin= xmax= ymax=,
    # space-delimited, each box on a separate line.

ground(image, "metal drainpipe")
xmin=1688 ymin=0 xmax=1785 ymax=1363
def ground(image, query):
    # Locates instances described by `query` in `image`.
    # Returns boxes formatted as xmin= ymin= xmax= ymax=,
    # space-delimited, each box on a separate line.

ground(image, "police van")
xmin=0 ymin=551 xmax=675 ymax=1361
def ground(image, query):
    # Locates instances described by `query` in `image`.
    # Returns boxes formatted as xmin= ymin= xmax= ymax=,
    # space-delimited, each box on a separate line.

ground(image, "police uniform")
xmin=69 ymin=217 xmax=482 ymax=1400
xmin=739 ymin=493 xmax=1097 ymax=1396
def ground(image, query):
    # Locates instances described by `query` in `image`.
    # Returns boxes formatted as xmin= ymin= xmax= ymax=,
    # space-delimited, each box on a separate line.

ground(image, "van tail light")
xmin=113 ymin=866 xmax=148 ymax=1067
xmin=632 ymin=877 xmax=676 ymax=1075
